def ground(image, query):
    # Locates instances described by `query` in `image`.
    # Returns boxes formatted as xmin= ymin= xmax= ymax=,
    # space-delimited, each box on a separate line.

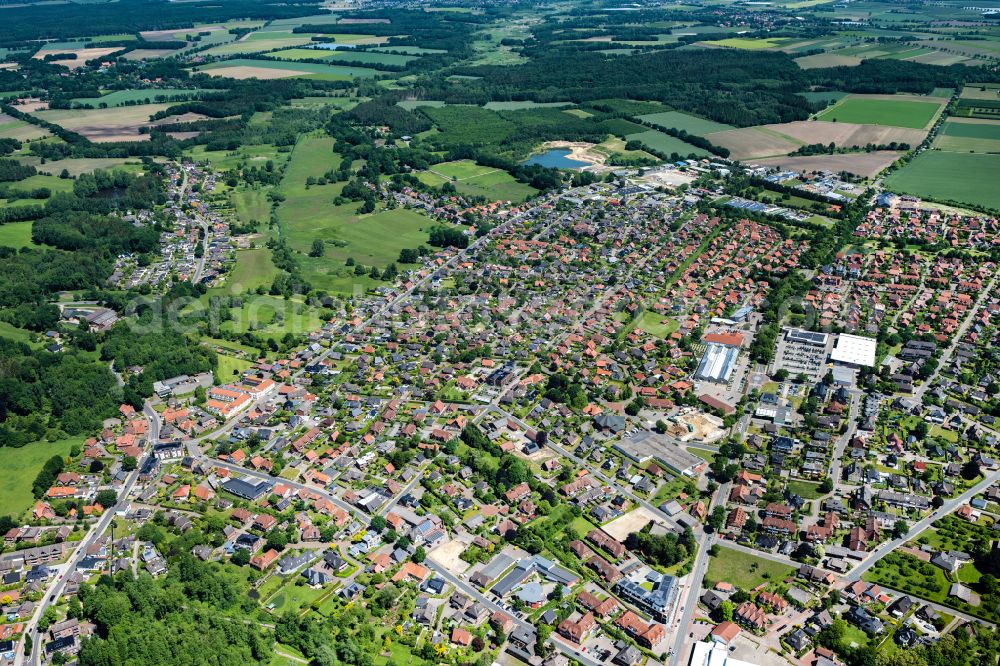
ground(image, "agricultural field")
xmin=32 ymin=103 xmax=175 ymax=142
xmin=884 ymin=151 xmax=1000 ymax=210
xmin=482 ymin=101 xmax=573 ymax=111
xmin=762 ymin=120 xmax=926 ymax=148
xmin=69 ymin=88 xmax=209 ymax=108
xmin=31 ymin=46 xmax=121 ymax=69
xmin=18 ymin=156 xmax=140 ymax=177
xmin=815 ymin=94 xmax=943 ymax=129
xmin=636 ymin=110 xmax=734 ymax=135
xmin=625 ymin=129 xmax=711 ymax=157
xmin=700 ymin=37 xmax=796 ymax=50
xmin=201 ymin=31 xmax=315 ymax=57
xmin=933 ymin=118 xmax=1000 ymax=153
xmin=269 ymin=48 xmax=417 ymax=67
xmin=195 ymin=59 xmax=382 ymax=81
xmin=0 ymin=113 xmax=49 ymax=141
xmin=704 ymin=126 xmax=802 ymax=160
xmin=0 ymin=438 xmax=81 ymax=518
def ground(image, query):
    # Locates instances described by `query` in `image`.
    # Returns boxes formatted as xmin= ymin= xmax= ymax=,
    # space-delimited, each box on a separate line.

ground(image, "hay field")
xmin=815 ymin=94 xmax=944 ymax=129
xmin=752 ymin=151 xmax=902 ymax=178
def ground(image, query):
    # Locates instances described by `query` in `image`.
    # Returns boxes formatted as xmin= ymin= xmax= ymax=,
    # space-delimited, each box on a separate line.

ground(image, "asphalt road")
xmin=17 ymin=404 xmax=160 ymax=666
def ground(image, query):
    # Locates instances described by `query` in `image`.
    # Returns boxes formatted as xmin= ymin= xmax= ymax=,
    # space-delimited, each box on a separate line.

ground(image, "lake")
xmin=522 ymin=148 xmax=589 ymax=169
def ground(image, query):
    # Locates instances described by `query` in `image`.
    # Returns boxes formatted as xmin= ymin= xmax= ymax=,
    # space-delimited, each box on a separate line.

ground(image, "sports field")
xmin=884 ymin=151 xmax=1000 ymax=209
xmin=933 ymin=118 xmax=1000 ymax=152
xmin=637 ymin=110 xmax=734 ymax=135
xmin=0 ymin=438 xmax=80 ymax=518
xmin=816 ymin=95 xmax=942 ymax=129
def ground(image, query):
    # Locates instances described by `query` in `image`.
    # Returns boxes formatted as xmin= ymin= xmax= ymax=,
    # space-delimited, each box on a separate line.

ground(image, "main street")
xmin=17 ymin=403 xmax=161 ymax=666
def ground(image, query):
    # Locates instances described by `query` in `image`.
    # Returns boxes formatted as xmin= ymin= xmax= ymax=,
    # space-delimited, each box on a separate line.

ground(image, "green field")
xmin=816 ymin=96 xmax=941 ymax=129
xmin=934 ymin=119 xmax=1000 ymax=152
xmin=0 ymin=320 xmax=40 ymax=346
xmin=0 ymin=438 xmax=80 ymax=518
xmin=215 ymin=353 xmax=253 ymax=384
xmin=212 ymin=249 xmax=280 ymax=295
xmin=70 ymin=88 xmax=209 ymax=107
xmin=634 ymin=311 xmax=679 ymax=338
xmin=418 ymin=160 xmax=537 ymax=202
xmin=0 ymin=221 xmax=37 ymax=248
xmin=277 ymin=135 xmax=432 ymax=291
xmin=637 ymin=110 xmax=735 ymax=136
xmin=705 ymin=546 xmax=796 ymax=590
xmin=884 ymin=151 xmax=1000 ymax=210
xmin=702 ymin=37 xmax=794 ymax=50
xmin=625 ymin=129 xmax=711 ymax=157
xmin=269 ymin=48 xmax=417 ymax=67
xmin=483 ymin=101 xmax=573 ymax=111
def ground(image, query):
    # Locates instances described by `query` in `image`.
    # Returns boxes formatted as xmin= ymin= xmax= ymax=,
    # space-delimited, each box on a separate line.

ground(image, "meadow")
xmin=211 ymin=249 xmax=281 ymax=295
xmin=277 ymin=135 xmax=433 ymax=290
xmin=0 ymin=438 xmax=80 ymax=518
xmin=884 ymin=151 xmax=1000 ymax=209
xmin=0 ymin=221 xmax=38 ymax=248
xmin=419 ymin=160 xmax=537 ymax=202
xmin=815 ymin=95 xmax=941 ymax=129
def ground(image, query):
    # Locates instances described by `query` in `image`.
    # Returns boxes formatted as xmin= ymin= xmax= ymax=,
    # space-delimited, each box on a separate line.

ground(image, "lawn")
xmin=884 ymin=151 xmax=1000 ymax=210
xmin=0 ymin=320 xmax=40 ymax=347
xmin=0 ymin=221 xmax=37 ymax=248
xmin=787 ymin=479 xmax=827 ymax=499
xmin=267 ymin=579 xmax=326 ymax=615
xmin=220 ymin=295 xmax=325 ymax=337
xmin=635 ymin=311 xmax=679 ymax=338
xmin=0 ymin=438 xmax=81 ymax=518
xmin=704 ymin=546 xmax=796 ymax=590
xmin=816 ymin=96 xmax=941 ymax=129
